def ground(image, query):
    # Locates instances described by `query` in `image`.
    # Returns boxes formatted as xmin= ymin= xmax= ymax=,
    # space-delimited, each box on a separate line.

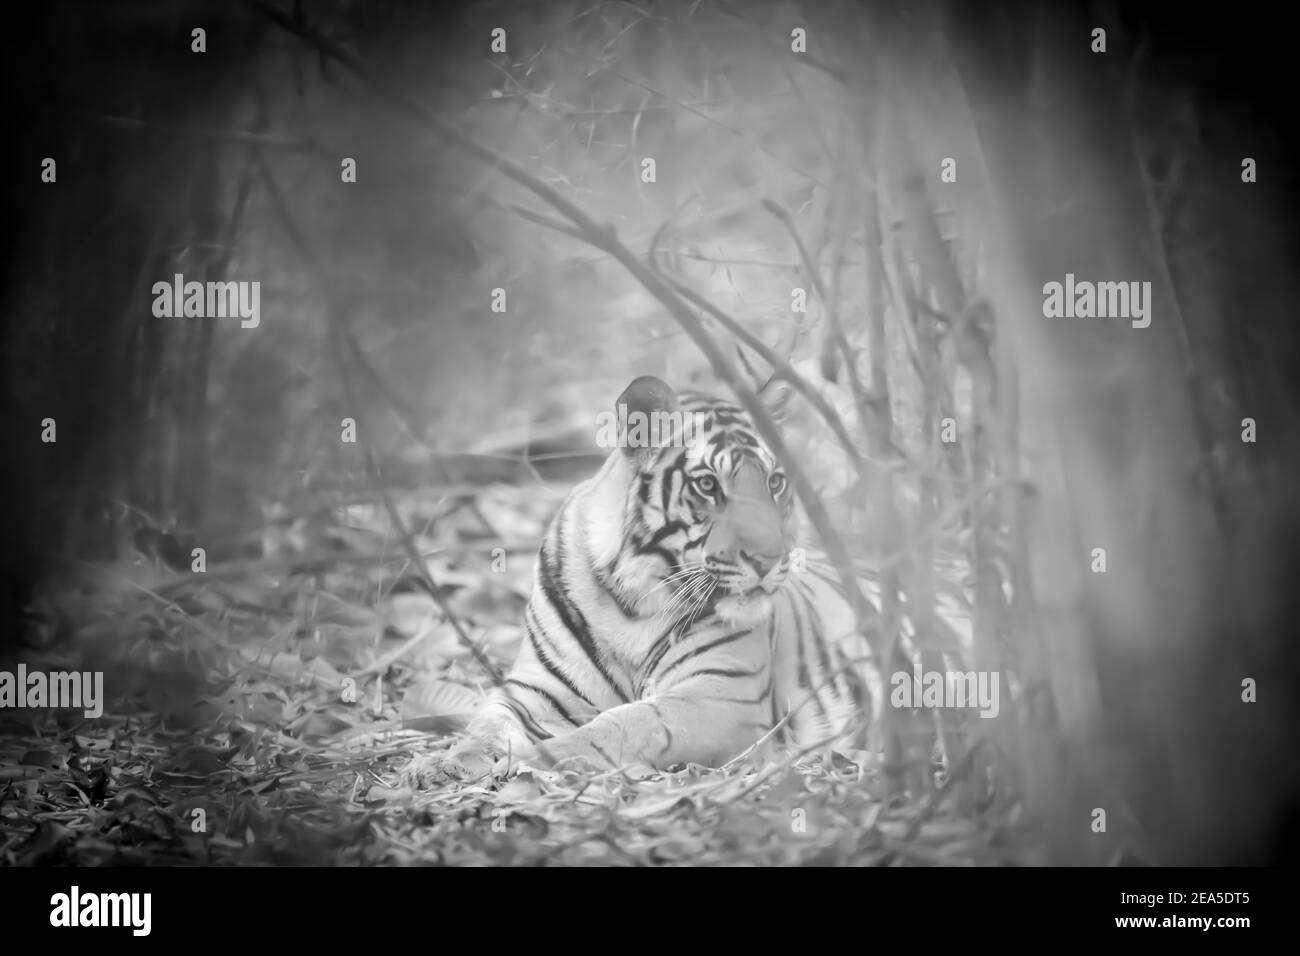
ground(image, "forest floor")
xmin=1 ymin=484 xmax=1022 ymax=866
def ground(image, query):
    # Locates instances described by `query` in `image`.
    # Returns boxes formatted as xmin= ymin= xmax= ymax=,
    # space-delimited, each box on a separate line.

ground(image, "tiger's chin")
xmin=714 ymin=588 xmax=775 ymax=624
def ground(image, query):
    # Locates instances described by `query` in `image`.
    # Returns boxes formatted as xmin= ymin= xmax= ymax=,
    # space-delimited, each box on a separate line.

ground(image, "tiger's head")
xmin=607 ymin=375 xmax=796 ymax=625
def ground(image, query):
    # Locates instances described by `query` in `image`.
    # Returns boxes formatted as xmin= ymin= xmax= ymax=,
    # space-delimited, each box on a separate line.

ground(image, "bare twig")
xmin=763 ymin=198 xmax=892 ymax=459
xmin=656 ymin=267 xmax=911 ymax=472
xmin=255 ymin=155 xmax=461 ymax=490
xmin=714 ymin=1 xmax=848 ymax=84
xmin=253 ymin=148 xmax=504 ymax=685
xmin=557 ymin=46 xmax=830 ymax=192
xmin=92 ymin=112 xmax=333 ymax=156
xmin=902 ymin=738 xmax=981 ymax=842
xmin=1123 ymin=47 xmax=1227 ymax=543
xmin=245 ymin=0 xmax=876 ymax=641
xmin=359 ymin=442 xmax=503 ymax=684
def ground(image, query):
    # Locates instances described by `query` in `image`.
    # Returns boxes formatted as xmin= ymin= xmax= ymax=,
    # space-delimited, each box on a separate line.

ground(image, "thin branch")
xmin=360 ymin=440 xmax=503 ymax=684
xmin=714 ymin=1 xmax=847 ymax=84
xmin=901 ymin=738 xmax=982 ymax=842
xmin=556 ymin=46 xmax=830 ymax=193
xmin=506 ymin=202 xmax=587 ymax=242
xmin=656 ymin=265 xmax=910 ymax=473
xmin=247 ymin=0 xmax=877 ymax=641
xmin=1124 ymin=47 xmax=1227 ymax=544
xmin=255 ymin=155 xmax=459 ymax=488
xmin=92 ymin=112 xmax=334 ymax=156
xmin=764 ymin=198 xmax=897 ymax=460
xmin=253 ymin=148 xmax=504 ymax=685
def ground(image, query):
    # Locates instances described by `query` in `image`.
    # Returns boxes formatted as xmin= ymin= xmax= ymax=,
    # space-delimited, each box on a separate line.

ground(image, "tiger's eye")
xmin=768 ymin=473 xmax=786 ymax=496
xmin=694 ymin=474 xmax=718 ymax=496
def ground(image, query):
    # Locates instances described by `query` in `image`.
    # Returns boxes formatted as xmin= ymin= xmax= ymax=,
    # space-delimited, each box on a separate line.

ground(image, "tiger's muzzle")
xmin=702 ymin=460 xmax=789 ymax=600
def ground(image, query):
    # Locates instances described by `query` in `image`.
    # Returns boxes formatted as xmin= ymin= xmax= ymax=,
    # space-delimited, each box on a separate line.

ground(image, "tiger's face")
xmin=613 ymin=377 xmax=795 ymax=625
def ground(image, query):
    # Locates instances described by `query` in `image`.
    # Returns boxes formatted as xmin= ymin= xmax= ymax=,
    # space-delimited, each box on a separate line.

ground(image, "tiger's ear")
xmin=616 ymin=375 xmax=677 ymax=461
xmin=757 ymin=376 xmax=794 ymax=425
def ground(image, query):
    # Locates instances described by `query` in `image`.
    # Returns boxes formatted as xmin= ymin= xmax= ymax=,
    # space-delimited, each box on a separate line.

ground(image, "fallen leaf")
xmin=19 ymin=750 xmax=62 ymax=768
xmin=400 ymin=678 xmax=482 ymax=732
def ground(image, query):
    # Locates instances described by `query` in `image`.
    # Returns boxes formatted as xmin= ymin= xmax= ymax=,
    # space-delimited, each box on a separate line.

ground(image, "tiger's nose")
xmin=738 ymin=549 xmax=779 ymax=578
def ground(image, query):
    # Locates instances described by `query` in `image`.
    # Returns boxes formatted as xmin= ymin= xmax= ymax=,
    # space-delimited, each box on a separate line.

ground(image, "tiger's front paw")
xmin=529 ymin=733 xmax=620 ymax=774
xmin=402 ymin=742 xmax=502 ymax=790
xmin=549 ymin=753 xmax=610 ymax=775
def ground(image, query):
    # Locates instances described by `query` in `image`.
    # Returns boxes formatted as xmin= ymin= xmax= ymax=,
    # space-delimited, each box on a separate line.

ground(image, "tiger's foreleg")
xmin=537 ymin=680 xmax=769 ymax=771
xmin=401 ymin=701 xmax=505 ymax=789
xmin=402 ymin=630 xmax=599 ymax=788
xmin=534 ymin=622 xmax=775 ymax=771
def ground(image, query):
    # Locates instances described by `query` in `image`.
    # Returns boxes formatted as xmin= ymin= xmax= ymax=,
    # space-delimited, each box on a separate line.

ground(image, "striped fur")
xmin=408 ymin=382 xmax=896 ymax=786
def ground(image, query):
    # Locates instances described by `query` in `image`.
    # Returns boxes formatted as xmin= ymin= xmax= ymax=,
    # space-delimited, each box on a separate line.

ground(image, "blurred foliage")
xmin=2 ymin=0 xmax=1296 ymax=865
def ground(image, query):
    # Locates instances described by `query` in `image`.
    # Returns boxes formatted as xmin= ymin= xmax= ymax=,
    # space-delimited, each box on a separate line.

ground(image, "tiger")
xmin=405 ymin=375 xmax=899 ymax=788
